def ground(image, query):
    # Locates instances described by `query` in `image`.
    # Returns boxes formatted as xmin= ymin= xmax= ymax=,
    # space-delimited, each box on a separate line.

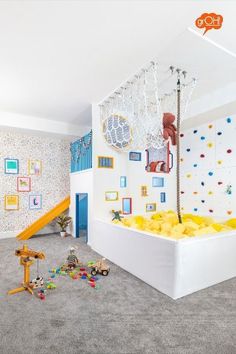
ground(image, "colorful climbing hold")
xmin=227 ymin=211 xmax=232 ymax=215
xmin=194 ymin=208 xmax=198 ymax=212
xmin=200 ymin=136 xmax=205 ymax=140
xmin=217 ymin=160 xmax=222 ymax=165
xmin=200 ymin=154 xmax=205 ymax=158
xmin=193 ymin=164 xmax=198 ymax=167
xmin=201 ymin=200 xmax=205 ymax=203
xmin=208 ymin=191 xmax=213 ymax=195
xmin=209 ymin=209 xmax=214 ymax=213
xmin=201 ymin=182 xmax=205 ymax=186
xmin=227 ymin=149 xmax=232 ymax=154
xmin=226 ymin=117 xmax=232 ymax=123
xmin=193 ymin=130 xmax=198 ymax=134
xmin=217 ymin=132 xmax=222 ymax=136
xmin=218 ymin=181 xmax=223 ymax=185
xmin=208 ymin=124 xmax=213 ymax=129
xmin=208 ymin=172 xmax=213 ymax=176
xmin=193 ymin=192 xmax=198 ymax=195
xmin=180 ymin=133 xmax=184 ymax=137
xmin=207 ymin=142 xmax=213 ymax=148
xmin=186 ymin=148 xmax=191 ymax=152
xmin=186 ymin=174 xmax=192 ymax=178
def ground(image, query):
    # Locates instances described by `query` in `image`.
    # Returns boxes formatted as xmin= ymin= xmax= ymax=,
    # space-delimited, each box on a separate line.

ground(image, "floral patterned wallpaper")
xmin=0 ymin=131 xmax=70 ymax=233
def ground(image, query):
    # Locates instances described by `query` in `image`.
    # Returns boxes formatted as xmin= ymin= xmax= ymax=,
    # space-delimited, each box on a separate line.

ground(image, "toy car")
xmin=89 ymin=258 xmax=110 ymax=276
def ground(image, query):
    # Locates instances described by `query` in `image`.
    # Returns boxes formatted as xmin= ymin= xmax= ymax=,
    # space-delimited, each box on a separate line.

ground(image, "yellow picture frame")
xmin=5 ymin=195 xmax=19 ymax=211
xmin=105 ymin=191 xmax=119 ymax=201
xmin=28 ymin=159 xmax=42 ymax=176
xmin=146 ymin=203 xmax=156 ymax=212
xmin=98 ymin=156 xmax=114 ymax=169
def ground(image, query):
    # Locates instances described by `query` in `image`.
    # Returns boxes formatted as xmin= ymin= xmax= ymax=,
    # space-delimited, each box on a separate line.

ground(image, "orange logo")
xmin=195 ymin=13 xmax=223 ymax=35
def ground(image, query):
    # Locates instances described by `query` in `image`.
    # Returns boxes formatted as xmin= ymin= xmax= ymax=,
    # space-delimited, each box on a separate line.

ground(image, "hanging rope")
xmin=176 ymin=75 xmax=182 ymax=224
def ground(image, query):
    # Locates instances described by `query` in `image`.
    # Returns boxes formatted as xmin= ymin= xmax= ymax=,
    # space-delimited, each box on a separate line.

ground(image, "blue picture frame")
xmin=4 ymin=158 xmax=19 ymax=174
xmin=29 ymin=194 xmax=42 ymax=210
xmin=129 ymin=152 xmax=141 ymax=161
xmin=152 ymin=177 xmax=164 ymax=187
xmin=120 ymin=176 xmax=127 ymax=188
xmin=160 ymin=192 xmax=166 ymax=203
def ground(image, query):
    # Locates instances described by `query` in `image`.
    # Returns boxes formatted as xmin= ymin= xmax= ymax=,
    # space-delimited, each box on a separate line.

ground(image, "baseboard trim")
xmin=0 ymin=230 xmax=22 ymax=239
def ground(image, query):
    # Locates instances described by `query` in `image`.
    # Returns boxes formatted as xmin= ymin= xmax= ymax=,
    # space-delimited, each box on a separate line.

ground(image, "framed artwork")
xmin=152 ymin=177 xmax=164 ymax=187
xmin=28 ymin=159 xmax=42 ymax=175
xmin=146 ymin=203 xmax=157 ymax=212
xmin=160 ymin=192 xmax=166 ymax=203
xmin=145 ymin=143 xmax=173 ymax=173
xmin=4 ymin=158 xmax=19 ymax=174
xmin=122 ymin=198 xmax=132 ymax=215
xmin=120 ymin=176 xmax=127 ymax=188
xmin=141 ymin=185 xmax=148 ymax=197
xmin=29 ymin=195 xmax=42 ymax=210
xmin=105 ymin=191 xmax=119 ymax=201
xmin=129 ymin=151 xmax=141 ymax=161
xmin=5 ymin=195 xmax=19 ymax=210
xmin=98 ymin=156 xmax=114 ymax=168
xmin=17 ymin=177 xmax=31 ymax=192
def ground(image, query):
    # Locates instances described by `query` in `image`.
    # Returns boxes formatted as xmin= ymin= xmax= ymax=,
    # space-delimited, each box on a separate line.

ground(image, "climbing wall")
xmin=180 ymin=115 xmax=235 ymax=219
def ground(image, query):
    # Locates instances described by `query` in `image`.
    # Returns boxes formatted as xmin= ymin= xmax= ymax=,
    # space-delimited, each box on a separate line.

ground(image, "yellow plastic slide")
xmin=17 ymin=196 xmax=70 ymax=241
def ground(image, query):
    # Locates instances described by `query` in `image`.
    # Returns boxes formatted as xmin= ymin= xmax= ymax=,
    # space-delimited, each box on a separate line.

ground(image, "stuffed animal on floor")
xmin=163 ymin=112 xmax=177 ymax=146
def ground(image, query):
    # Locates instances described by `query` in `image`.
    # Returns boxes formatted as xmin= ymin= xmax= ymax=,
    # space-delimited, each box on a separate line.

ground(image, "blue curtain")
xmin=70 ymin=130 xmax=92 ymax=172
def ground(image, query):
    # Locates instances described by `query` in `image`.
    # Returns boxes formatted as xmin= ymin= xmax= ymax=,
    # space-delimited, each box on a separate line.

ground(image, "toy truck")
xmin=89 ymin=258 xmax=110 ymax=276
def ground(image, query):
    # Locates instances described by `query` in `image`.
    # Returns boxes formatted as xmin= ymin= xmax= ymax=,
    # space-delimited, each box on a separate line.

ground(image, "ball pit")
xmin=112 ymin=210 xmax=236 ymax=240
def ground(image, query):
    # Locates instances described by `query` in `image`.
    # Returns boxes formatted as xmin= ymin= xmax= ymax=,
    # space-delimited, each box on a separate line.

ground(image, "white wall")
xmin=70 ymin=169 xmax=93 ymax=245
xmin=92 ymin=104 xmax=177 ymax=221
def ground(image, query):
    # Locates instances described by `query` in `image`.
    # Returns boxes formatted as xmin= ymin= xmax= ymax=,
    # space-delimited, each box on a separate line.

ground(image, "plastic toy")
xmin=162 ymin=112 xmax=177 ymax=146
xmin=8 ymin=244 xmax=45 ymax=296
xmin=65 ymin=247 xmax=82 ymax=270
xmin=111 ymin=210 xmax=123 ymax=221
xmin=46 ymin=281 xmax=56 ymax=289
xmin=88 ymin=258 xmax=110 ymax=276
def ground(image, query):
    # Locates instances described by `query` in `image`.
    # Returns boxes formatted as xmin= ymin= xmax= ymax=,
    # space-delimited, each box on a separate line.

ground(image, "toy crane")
xmin=8 ymin=244 xmax=45 ymax=296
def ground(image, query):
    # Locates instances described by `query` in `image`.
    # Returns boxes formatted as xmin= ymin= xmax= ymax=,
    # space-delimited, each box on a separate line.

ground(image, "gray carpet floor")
xmin=0 ymin=234 xmax=236 ymax=354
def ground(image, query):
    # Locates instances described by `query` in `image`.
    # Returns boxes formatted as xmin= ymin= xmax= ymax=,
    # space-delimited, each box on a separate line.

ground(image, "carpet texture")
xmin=0 ymin=234 xmax=236 ymax=354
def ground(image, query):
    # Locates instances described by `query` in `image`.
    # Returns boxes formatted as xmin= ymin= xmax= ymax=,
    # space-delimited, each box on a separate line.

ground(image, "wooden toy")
xmin=88 ymin=258 xmax=110 ymax=276
xmin=8 ymin=244 xmax=45 ymax=296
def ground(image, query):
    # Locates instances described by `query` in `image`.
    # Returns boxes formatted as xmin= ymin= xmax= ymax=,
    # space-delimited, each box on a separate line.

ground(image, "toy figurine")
xmin=88 ymin=258 xmax=110 ymax=276
xmin=112 ymin=210 xmax=123 ymax=222
xmin=226 ymin=184 xmax=232 ymax=195
xmin=162 ymin=112 xmax=177 ymax=146
xmin=66 ymin=247 xmax=82 ymax=270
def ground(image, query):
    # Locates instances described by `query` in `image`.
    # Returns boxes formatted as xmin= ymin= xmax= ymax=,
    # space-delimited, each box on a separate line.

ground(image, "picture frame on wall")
xmin=29 ymin=195 xmax=42 ymax=210
xmin=122 ymin=198 xmax=132 ymax=215
xmin=98 ymin=156 xmax=114 ymax=168
xmin=160 ymin=192 xmax=166 ymax=203
xmin=146 ymin=203 xmax=157 ymax=212
xmin=5 ymin=195 xmax=19 ymax=210
xmin=4 ymin=158 xmax=19 ymax=174
xmin=120 ymin=176 xmax=127 ymax=188
xmin=105 ymin=191 xmax=119 ymax=201
xmin=129 ymin=151 xmax=141 ymax=161
xmin=152 ymin=177 xmax=164 ymax=187
xmin=17 ymin=177 xmax=31 ymax=192
xmin=28 ymin=159 xmax=42 ymax=175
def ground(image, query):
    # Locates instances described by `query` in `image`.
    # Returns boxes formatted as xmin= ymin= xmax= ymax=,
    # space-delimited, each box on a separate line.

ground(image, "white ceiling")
xmin=0 ymin=1 xmax=236 ymax=129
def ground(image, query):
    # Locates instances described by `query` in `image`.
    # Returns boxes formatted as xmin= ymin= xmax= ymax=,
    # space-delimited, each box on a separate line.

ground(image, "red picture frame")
xmin=17 ymin=177 xmax=31 ymax=192
xmin=122 ymin=197 xmax=132 ymax=215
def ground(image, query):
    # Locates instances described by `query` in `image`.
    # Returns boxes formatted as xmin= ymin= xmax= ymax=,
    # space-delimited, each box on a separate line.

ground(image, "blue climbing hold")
xmin=186 ymin=148 xmax=190 ymax=152
xmin=226 ymin=117 xmax=232 ymax=123
xmin=201 ymin=182 xmax=205 ymax=186
xmin=200 ymin=136 xmax=205 ymax=140
xmin=193 ymin=164 xmax=197 ymax=167
xmin=194 ymin=208 xmax=198 ymax=212
xmin=193 ymin=130 xmax=198 ymax=134
xmin=217 ymin=132 xmax=222 ymax=136
xmin=208 ymin=172 xmax=213 ymax=176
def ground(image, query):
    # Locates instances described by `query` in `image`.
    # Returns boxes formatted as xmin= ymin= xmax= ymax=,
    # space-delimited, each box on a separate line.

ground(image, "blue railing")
xmin=70 ymin=130 xmax=92 ymax=172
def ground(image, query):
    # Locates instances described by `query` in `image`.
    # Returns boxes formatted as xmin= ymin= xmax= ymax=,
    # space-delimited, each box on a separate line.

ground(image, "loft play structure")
xmin=70 ymin=29 xmax=236 ymax=299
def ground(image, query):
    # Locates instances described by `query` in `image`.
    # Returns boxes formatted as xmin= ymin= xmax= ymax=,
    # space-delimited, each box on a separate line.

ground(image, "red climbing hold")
xmin=227 ymin=149 xmax=232 ymax=153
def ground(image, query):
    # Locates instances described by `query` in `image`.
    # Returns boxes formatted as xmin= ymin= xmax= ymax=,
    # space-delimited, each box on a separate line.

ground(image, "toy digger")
xmin=88 ymin=258 xmax=110 ymax=276
xmin=8 ymin=244 xmax=45 ymax=296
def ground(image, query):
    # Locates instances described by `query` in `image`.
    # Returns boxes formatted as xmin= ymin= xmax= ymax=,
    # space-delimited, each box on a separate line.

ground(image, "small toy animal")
xmin=112 ymin=210 xmax=123 ymax=221
xmin=163 ymin=112 xmax=177 ymax=146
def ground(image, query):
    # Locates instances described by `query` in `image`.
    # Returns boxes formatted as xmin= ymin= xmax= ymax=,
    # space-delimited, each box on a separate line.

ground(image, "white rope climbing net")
xmin=100 ymin=62 xmax=196 ymax=152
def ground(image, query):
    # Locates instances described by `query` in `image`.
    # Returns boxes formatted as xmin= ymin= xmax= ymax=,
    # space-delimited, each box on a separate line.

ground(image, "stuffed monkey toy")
xmin=162 ymin=112 xmax=177 ymax=146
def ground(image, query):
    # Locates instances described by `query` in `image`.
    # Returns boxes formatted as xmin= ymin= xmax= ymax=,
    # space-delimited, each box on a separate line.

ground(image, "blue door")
xmin=75 ymin=193 xmax=88 ymax=242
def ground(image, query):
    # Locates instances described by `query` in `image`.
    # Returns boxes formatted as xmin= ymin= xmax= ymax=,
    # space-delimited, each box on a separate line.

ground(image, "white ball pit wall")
xmin=91 ymin=219 xmax=236 ymax=299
